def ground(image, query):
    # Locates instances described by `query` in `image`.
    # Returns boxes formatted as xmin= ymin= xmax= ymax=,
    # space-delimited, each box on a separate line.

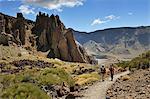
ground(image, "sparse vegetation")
xmin=116 ymin=51 xmax=150 ymax=69
xmin=0 ymin=45 xmax=99 ymax=98
xmin=0 ymin=44 xmax=102 ymax=99
xmin=0 ymin=45 xmax=21 ymax=60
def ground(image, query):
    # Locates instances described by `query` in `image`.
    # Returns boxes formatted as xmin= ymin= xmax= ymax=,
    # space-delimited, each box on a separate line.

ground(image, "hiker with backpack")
xmin=109 ymin=64 xmax=115 ymax=81
xmin=100 ymin=64 xmax=106 ymax=82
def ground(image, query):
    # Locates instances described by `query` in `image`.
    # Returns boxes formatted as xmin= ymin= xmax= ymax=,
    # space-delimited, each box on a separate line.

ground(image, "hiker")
xmin=109 ymin=64 xmax=114 ymax=81
xmin=129 ymin=66 xmax=131 ymax=71
xmin=100 ymin=64 xmax=106 ymax=82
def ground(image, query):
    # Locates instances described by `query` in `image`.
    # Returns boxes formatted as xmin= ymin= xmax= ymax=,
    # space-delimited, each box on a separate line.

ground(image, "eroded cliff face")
xmin=0 ymin=12 xmax=92 ymax=63
xmin=0 ymin=12 xmax=35 ymax=47
xmin=13 ymin=13 xmax=26 ymax=45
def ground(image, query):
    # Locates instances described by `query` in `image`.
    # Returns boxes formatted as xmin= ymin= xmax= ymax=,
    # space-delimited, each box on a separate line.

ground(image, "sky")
xmin=0 ymin=0 xmax=150 ymax=32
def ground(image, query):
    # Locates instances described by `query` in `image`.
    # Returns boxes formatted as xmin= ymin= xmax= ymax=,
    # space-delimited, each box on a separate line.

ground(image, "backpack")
xmin=100 ymin=65 xmax=106 ymax=74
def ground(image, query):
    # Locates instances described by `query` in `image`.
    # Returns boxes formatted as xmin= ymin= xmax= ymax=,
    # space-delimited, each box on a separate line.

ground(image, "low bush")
xmin=1 ymin=83 xmax=51 ymax=99
xmin=37 ymin=68 xmax=75 ymax=86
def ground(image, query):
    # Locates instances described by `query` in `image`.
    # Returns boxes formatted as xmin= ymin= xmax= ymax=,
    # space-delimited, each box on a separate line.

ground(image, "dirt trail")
xmin=77 ymin=71 xmax=130 ymax=99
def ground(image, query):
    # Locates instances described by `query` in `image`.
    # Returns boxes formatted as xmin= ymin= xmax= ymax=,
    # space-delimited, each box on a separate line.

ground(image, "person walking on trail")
xmin=100 ymin=64 xmax=106 ymax=82
xmin=109 ymin=64 xmax=114 ymax=81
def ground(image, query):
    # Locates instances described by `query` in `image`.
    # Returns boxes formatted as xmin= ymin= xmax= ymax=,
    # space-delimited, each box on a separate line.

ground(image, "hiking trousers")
xmin=111 ymin=73 xmax=114 ymax=81
xmin=101 ymin=73 xmax=105 ymax=81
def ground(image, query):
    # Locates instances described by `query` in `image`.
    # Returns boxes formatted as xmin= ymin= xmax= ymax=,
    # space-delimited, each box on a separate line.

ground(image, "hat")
xmin=101 ymin=64 xmax=105 ymax=67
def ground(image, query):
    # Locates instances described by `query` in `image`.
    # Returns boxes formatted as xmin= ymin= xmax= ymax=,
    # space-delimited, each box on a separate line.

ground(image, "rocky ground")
xmin=75 ymin=71 xmax=130 ymax=99
xmin=107 ymin=69 xmax=150 ymax=99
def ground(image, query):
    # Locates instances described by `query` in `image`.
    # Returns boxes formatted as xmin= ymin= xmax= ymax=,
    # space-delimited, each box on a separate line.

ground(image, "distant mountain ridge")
xmin=73 ymin=26 xmax=150 ymax=59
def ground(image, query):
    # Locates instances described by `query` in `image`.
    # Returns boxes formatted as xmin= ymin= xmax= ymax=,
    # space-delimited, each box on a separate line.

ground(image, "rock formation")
xmin=0 ymin=12 xmax=35 ymax=46
xmin=33 ymin=12 xmax=91 ymax=63
xmin=12 ymin=13 xmax=26 ymax=45
xmin=0 ymin=13 xmax=5 ymax=33
xmin=0 ymin=12 xmax=92 ymax=63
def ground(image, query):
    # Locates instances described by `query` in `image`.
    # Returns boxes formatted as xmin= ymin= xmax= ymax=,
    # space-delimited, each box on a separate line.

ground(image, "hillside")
xmin=0 ymin=12 xmax=92 ymax=63
xmin=0 ymin=45 xmax=100 ymax=99
xmin=73 ymin=26 xmax=150 ymax=59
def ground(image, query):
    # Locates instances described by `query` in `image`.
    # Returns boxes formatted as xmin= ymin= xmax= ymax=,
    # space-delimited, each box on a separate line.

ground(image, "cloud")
xmin=3 ymin=0 xmax=85 ymax=12
xmin=91 ymin=18 xmax=107 ymax=26
xmin=19 ymin=5 xmax=35 ymax=15
xmin=128 ymin=12 xmax=133 ymax=15
xmin=105 ymin=15 xmax=120 ymax=20
xmin=24 ymin=0 xmax=85 ymax=12
xmin=91 ymin=15 xmax=120 ymax=26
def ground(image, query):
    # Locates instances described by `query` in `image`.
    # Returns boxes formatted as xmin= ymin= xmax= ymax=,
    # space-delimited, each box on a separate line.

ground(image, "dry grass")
xmin=121 ymin=75 xmax=130 ymax=81
xmin=74 ymin=72 xmax=100 ymax=86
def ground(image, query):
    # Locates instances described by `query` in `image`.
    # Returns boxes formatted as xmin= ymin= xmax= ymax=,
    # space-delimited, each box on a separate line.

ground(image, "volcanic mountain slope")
xmin=83 ymin=40 xmax=105 ymax=54
xmin=73 ymin=27 xmax=150 ymax=59
xmin=83 ymin=40 xmax=107 ymax=58
xmin=0 ymin=12 xmax=92 ymax=63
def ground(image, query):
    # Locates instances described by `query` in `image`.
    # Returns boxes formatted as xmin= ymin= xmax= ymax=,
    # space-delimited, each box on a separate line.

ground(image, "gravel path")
xmin=77 ymin=71 xmax=130 ymax=99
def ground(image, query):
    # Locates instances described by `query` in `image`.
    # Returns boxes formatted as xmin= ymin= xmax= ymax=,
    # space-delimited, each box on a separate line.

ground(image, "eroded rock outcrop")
xmin=12 ymin=13 xmax=26 ymax=45
xmin=33 ymin=12 xmax=91 ymax=63
xmin=0 ymin=12 xmax=35 ymax=47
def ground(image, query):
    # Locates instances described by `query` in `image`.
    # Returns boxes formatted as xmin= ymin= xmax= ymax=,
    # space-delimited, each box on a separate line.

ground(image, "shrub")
xmin=121 ymin=75 xmax=130 ymax=81
xmin=18 ymin=53 xmax=22 ymax=57
xmin=1 ymin=83 xmax=51 ymax=99
xmin=37 ymin=68 xmax=75 ymax=86
xmin=0 ymin=74 xmax=16 ymax=88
